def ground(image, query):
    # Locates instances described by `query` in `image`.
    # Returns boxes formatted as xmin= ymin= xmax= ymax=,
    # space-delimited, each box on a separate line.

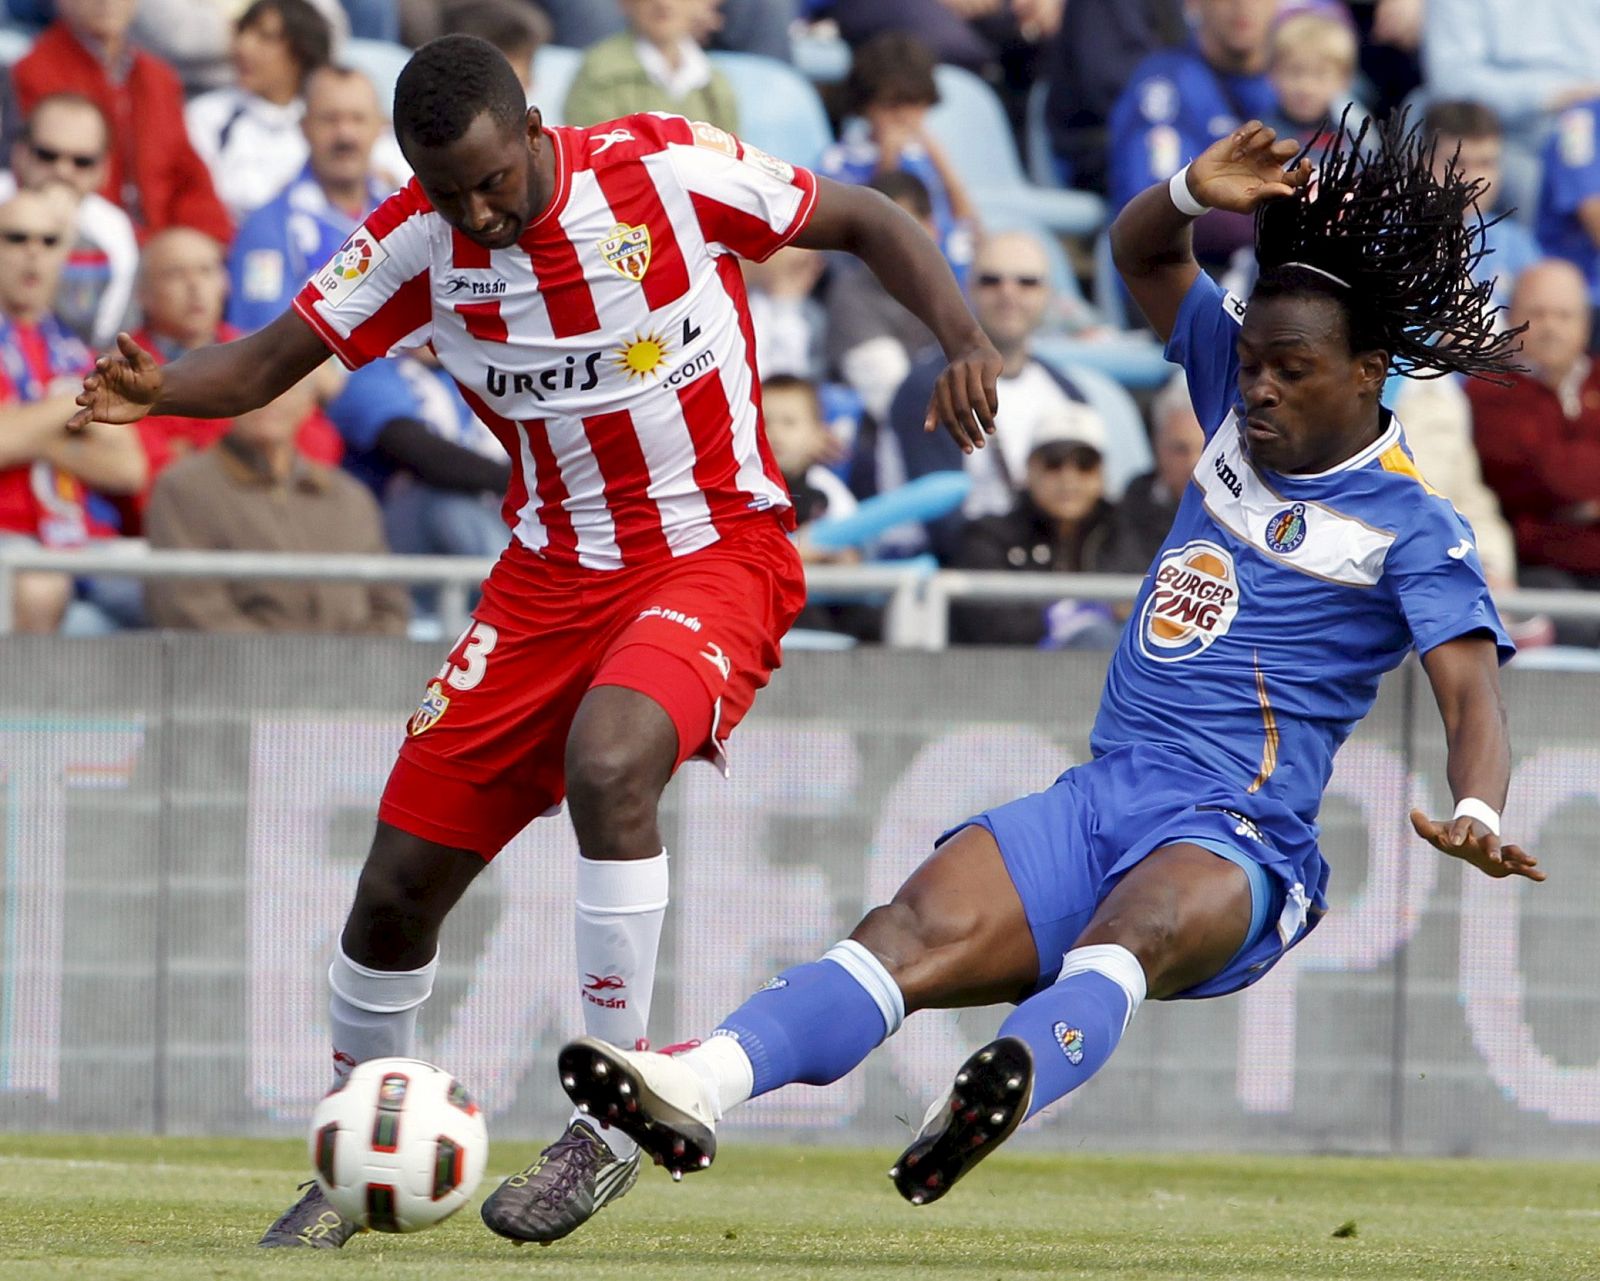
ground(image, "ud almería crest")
xmin=598 ymin=222 xmax=652 ymax=281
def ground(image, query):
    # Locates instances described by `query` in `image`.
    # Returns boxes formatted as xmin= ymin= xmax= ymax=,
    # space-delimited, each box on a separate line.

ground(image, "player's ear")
xmin=524 ymin=106 xmax=543 ymax=149
xmin=1356 ymin=349 xmax=1389 ymax=398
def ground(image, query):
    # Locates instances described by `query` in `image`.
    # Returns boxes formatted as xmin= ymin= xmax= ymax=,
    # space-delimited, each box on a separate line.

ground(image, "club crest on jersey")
xmin=1138 ymin=539 xmax=1240 ymax=663
xmin=1264 ymin=503 xmax=1308 ymax=555
xmin=1052 ymin=1021 xmax=1085 ymax=1065
xmin=598 ymin=222 xmax=651 ymax=281
xmin=407 ymin=680 xmax=449 ymax=736
xmin=313 ymin=231 xmax=387 ymax=304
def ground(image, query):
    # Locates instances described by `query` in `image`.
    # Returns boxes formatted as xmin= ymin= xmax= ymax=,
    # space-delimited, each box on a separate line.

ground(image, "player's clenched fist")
xmin=69 ymin=332 xmax=162 ymax=431
xmin=924 ymin=339 xmax=1005 ymax=454
xmin=1185 ymin=120 xmax=1314 ymax=215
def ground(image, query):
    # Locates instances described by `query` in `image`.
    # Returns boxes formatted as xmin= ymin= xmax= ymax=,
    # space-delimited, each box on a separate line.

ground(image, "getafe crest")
xmin=407 ymin=680 xmax=450 ymax=736
xmin=1052 ymin=1021 xmax=1085 ymax=1065
xmin=598 ymin=222 xmax=651 ymax=281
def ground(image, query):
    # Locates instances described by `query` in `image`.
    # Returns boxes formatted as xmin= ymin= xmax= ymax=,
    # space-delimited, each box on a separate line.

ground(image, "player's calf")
xmin=890 ymin=1036 xmax=1034 ymax=1207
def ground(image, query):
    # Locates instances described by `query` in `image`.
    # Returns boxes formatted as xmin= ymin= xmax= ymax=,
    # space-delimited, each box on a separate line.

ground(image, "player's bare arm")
xmin=1111 ymin=121 xmax=1312 ymax=342
xmin=68 ymin=308 xmax=332 ymax=431
xmin=794 ymin=175 xmax=1002 ymax=454
xmin=1409 ymin=635 xmax=1543 ymax=881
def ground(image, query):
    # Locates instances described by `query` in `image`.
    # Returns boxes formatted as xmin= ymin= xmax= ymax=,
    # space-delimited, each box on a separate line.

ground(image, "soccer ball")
xmin=308 ymin=1057 xmax=489 ymax=1233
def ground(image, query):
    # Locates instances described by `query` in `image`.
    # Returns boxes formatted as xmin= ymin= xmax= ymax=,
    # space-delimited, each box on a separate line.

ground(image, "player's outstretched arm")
xmin=1110 ymin=121 xmax=1311 ymax=343
xmin=1410 ymin=635 xmax=1544 ymax=882
xmin=795 ymin=177 xmax=1002 ymax=455
xmin=69 ymin=308 xmax=333 ymax=431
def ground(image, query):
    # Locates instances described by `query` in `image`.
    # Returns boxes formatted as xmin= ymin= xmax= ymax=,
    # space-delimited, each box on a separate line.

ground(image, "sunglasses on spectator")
xmin=975 ymin=272 xmax=1045 ymax=289
xmin=0 ymin=229 xmax=63 ymax=247
xmin=1031 ymin=443 xmax=1102 ymax=471
xmin=28 ymin=142 xmax=100 ymax=170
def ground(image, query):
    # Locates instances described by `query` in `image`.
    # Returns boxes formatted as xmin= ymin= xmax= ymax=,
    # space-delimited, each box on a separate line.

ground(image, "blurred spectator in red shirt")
xmin=13 ymin=0 xmax=234 ymax=243
xmin=1470 ymin=259 xmax=1600 ymax=638
xmin=118 ymin=226 xmax=339 ymax=531
xmin=0 ymin=186 xmax=146 ymax=631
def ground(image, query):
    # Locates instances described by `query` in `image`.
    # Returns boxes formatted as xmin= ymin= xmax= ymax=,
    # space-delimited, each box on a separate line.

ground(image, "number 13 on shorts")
xmin=406 ymin=621 xmax=499 ymax=737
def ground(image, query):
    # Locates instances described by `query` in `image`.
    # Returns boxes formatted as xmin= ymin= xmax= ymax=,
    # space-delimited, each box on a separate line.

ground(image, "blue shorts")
xmin=940 ymin=744 xmax=1323 ymax=1000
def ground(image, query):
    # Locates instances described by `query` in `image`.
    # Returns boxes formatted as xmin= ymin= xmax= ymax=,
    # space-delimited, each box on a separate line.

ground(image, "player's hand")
xmin=1408 ymin=808 xmax=1545 ymax=881
xmin=69 ymin=332 xmax=162 ymax=432
xmin=1186 ymin=121 xmax=1313 ymax=215
xmin=924 ymin=339 xmax=1003 ymax=453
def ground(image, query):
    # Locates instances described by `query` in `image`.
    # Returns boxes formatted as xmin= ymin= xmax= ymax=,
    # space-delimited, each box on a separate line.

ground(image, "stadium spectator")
xmin=324 ymin=350 xmax=512 ymax=559
xmin=129 ymin=0 xmax=348 ymax=93
xmin=184 ymin=0 xmax=334 ymax=222
xmin=889 ymin=228 xmax=1103 ymax=559
xmin=1469 ymin=259 xmax=1600 ymax=640
xmin=763 ymin=373 xmax=855 ymax=549
xmin=0 ymin=93 xmax=137 ymax=349
xmin=742 ymin=246 xmax=825 ymax=380
xmin=821 ymin=32 xmax=976 ymax=284
xmin=1039 ymin=0 xmax=1187 ymax=194
xmin=1425 ymin=101 xmax=1542 ymax=316
xmin=125 ymin=226 xmax=341 ymax=531
xmin=399 ymin=0 xmax=549 ymax=94
xmin=825 ymin=0 xmax=1062 ymax=75
xmin=1267 ymin=7 xmax=1357 ymax=147
xmin=949 ymin=406 xmax=1121 ymax=648
xmin=509 ymin=0 xmax=795 ymax=62
xmin=12 ymin=0 xmax=234 ymax=243
xmin=1109 ymin=369 xmax=1202 ymax=572
xmin=227 ymin=65 xmax=390 ymax=333
xmin=562 ymin=0 xmax=740 ymax=133
xmin=823 ymin=169 xmax=937 ymax=422
xmin=143 ymin=371 xmax=408 ymax=634
xmin=1534 ymin=95 xmax=1600 ymax=322
xmin=1106 ymin=0 xmax=1276 ymax=270
xmin=0 ymin=187 xmax=145 ymax=632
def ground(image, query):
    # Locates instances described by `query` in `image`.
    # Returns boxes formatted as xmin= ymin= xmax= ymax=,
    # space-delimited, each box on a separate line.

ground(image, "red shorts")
xmin=379 ymin=516 xmax=805 ymax=857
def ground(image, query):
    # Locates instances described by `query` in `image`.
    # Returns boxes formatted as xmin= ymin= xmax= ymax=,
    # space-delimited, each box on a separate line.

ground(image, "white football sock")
xmin=327 ymin=945 xmax=437 ymax=1087
xmin=572 ymin=850 xmax=668 ymax=1157
xmin=678 ymin=1032 xmax=755 ymax=1120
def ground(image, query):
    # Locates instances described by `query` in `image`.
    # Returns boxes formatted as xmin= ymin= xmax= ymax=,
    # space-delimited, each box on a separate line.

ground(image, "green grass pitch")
xmin=1 ymin=1135 xmax=1597 ymax=1279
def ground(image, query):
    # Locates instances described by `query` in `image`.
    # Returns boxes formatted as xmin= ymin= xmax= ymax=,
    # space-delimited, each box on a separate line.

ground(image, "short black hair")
xmin=869 ymin=168 xmax=932 ymax=218
xmin=1422 ymin=99 xmax=1503 ymax=143
xmin=393 ymin=34 xmax=527 ymax=151
xmin=1253 ymin=107 xmax=1524 ymax=382
xmin=846 ymin=32 xmax=939 ymax=114
xmin=238 ymin=0 xmax=332 ymax=82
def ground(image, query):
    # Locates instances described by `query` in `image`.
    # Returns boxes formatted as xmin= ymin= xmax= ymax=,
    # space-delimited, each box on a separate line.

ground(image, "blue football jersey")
xmin=1092 ymin=274 xmax=1513 ymax=861
xmin=1536 ymin=101 xmax=1600 ymax=304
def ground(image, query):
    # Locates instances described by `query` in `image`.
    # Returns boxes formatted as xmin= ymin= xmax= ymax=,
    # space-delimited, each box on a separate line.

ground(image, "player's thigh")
xmin=852 ymin=825 xmax=1041 ymax=1014
xmin=1073 ymin=842 xmax=1255 ymax=1000
xmin=342 ymin=820 xmax=492 ymax=969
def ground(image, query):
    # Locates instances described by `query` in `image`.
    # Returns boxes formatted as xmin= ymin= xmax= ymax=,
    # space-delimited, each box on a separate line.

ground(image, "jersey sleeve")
xmin=1162 ymin=271 xmax=1246 ymax=439
xmin=662 ymin=119 xmax=819 ymax=262
xmin=291 ymin=183 xmax=434 ymax=370
xmin=325 ymin=359 xmax=420 ymax=452
xmin=1385 ymin=495 xmax=1515 ymax=663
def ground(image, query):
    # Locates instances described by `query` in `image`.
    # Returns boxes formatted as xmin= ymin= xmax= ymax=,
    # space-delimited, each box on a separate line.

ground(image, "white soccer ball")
xmin=308 ymin=1057 xmax=489 ymax=1233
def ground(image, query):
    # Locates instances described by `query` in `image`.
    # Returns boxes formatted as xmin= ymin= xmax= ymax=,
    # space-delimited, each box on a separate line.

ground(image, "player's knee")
xmin=852 ymin=899 xmax=953 ymax=983
xmin=564 ymin=740 xmax=659 ymax=828
xmin=1076 ymin=905 xmax=1178 ymax=985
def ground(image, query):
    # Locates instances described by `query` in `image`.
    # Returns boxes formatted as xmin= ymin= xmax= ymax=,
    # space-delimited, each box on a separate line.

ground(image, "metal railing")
xmin=5 ymin=544 xmax=1600 ymax=646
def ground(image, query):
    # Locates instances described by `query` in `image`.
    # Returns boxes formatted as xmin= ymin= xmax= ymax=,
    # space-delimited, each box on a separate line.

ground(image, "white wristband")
xmin=1168 ymin=164 xmax=1209 ymax=218
xmin=1452 ymin=797 xmax=1501 ymax=837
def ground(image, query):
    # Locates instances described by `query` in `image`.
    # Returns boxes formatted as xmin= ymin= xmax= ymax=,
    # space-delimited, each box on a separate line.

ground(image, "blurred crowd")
xmin=0 ymin=0 xmax=1598 ymax=649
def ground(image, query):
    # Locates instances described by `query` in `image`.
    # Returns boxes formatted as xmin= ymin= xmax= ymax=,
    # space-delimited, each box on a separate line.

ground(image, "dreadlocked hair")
xmin=1253 ymin=106 xmax=1525 ymax=383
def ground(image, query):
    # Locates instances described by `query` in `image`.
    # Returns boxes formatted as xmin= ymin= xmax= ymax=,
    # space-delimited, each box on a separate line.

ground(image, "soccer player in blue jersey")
xmin=555 ymin=113 xmax=1544 ymax=1205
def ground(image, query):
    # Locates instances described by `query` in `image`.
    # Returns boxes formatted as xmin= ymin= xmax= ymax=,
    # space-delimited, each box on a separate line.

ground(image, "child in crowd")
xmin=761 ymin=374 xmax=856 ymax=564
xmin=821 ymin=32 xmax=975 ymax=285
xmin=1268 ymin=8 xmax=1359 ymax=148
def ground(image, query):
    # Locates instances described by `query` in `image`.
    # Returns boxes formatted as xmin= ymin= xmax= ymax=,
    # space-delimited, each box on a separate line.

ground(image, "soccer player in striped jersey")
xmin=553 ymin=113 xmax=1546 ymax=1205
xmin=72 ymin=35 xmax=1003 ymax=1248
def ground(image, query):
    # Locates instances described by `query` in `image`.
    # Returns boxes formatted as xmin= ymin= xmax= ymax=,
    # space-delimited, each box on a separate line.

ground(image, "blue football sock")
xmin=997 ymin=944 xmax=1147 ymax=1120
xmin=715 ymin=940 xmax=905 ymax=1098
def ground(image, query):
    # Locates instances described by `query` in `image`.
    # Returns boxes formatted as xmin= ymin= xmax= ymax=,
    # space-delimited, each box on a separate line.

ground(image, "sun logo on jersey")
xmin=614 ymin=330 xmax=671 ymax=380
xmin=1138 ymin=539 xmax=1241 ymax=663
xmin=1264 ymin=503 xmax=1308 ymax=555
xmin=597 ymin=222 xmax=652 ymax=281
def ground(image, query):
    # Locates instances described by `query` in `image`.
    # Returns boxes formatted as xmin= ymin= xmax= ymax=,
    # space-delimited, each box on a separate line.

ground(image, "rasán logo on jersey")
xmin=1137 ymin=539 xmax=1240 ymax=663
xmin=598 ymin=222 xmax=651 ymax=281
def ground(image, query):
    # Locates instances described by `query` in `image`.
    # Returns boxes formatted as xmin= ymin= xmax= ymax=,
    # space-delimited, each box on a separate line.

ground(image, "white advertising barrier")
xmin=0 ymin=638 xmax=1596 ymax=1154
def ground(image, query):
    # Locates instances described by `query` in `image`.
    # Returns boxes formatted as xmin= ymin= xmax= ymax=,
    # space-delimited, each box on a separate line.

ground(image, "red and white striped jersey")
xmin=293 ymin=113 xmax=818 ymax=571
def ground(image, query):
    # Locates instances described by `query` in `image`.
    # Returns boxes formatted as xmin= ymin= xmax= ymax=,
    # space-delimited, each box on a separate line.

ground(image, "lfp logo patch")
xmin=1265 ymin=503 xmax=1307 ymax=555
xmin=1138 ymin=539 xmax=1240 ymax=663
xmin=313 ymin=231 xmax=387 ymax=305
xmin=1052 ymin=1021 xmax=1085 ymax=1065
